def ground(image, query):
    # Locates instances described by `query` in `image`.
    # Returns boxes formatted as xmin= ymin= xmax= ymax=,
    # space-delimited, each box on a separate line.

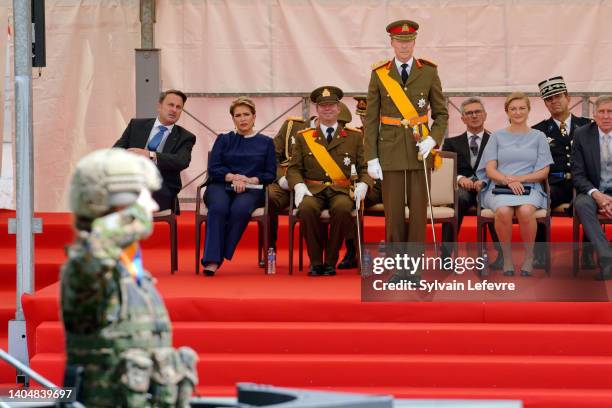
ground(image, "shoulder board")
xmin=286 ymin=116 xmax=304 ymax=122
xmin=417 ymin=58 xmax=437 ymax=67
xmin=297 ymin=128 xmax=314 ymax=135
xmin=344 ymin=126 xmax=362 ymax=133
xmin=371 ymin=59 xmax=391 ymax=70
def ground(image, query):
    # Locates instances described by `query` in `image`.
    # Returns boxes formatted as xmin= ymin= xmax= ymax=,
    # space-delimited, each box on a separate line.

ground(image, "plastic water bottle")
xmin=361 ymin=251 xmax=372 ymax=277
xmin=267 ymin=248 xmax=276 ymax=275
xmin=481 ymin=249 xmax=489 ymax=276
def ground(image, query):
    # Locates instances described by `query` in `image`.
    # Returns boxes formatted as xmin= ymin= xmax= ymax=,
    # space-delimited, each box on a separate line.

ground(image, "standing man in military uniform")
xmin=532 ymin=76 xmax=593 ymax=268
xmin=61 ymin=149 xmax=198 ymax=407
xmin=337 ymin=96 xmax=384 ymax=269
xmin=364 ymin=20 xmax=448 ymax=277
xmin=287 ymin=86 xmax=370 ymax=276
xmin=267 ymin=102 xmax=352 ymax=262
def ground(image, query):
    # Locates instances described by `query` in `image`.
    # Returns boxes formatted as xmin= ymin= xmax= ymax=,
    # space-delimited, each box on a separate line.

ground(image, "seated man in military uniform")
xmin=267 ymin=101 xmax=353 ymax=266
xmin=287 ymin=86 xmax=370 ymax=276
xmin=532 ymin=76 xmax=594 ymax=268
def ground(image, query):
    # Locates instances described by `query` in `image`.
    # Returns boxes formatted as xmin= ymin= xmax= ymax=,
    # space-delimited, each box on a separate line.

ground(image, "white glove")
xmin=416 ymin=136 xmax=436 ymax=159
xmin=278 ymin=176 xmax=290 ymax=191
xmin=294 ymin=183 xmax=312 ymax=207
xmin=354 ymin=182 xmax=369 ymax=210
xmin=367 ymin=158 xmax=383 ymax=180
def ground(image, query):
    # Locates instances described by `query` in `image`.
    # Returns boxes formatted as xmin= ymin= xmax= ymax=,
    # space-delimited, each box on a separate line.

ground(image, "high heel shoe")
xmin=503 ymin=269 xmax=514 ymax=277
xmin=520 ymin=269 xmax=532 ymax=277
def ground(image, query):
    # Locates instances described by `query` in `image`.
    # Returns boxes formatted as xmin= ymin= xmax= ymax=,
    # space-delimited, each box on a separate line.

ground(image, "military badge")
xmin=418 ymin=98 xmax=427 ymax=108
xmin=343 ymin=157 xmax=351 ymax=167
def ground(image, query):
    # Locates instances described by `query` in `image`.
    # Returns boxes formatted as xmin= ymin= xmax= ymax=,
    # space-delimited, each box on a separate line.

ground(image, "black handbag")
xmin=492 ymin=184 xmax=531 ymax=195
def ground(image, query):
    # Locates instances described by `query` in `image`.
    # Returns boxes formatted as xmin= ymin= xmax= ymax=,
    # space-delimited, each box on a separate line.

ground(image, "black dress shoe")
xmin=581 ymin=250 xmax=596 ymax=270
xmin=503 ymin=269 xmax=515 ymax=277
xmin=337 ymin=255 xmax=357 ymax=269
xmin=308 ymin=265 xmax=325 ymax=276
xmin=532 ymin=254 xmax=546 ymax=269
xmin=520 ymin=269 xmax=532 ymax=277
xmin=489 ymin=254 xmax=504 ymax=271
xmin=322 ymin=264 xmax=336 ymax=276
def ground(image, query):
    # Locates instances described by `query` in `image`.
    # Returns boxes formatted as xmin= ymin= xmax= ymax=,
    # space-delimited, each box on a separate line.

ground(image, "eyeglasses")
xmin=463 ymin=109 xmax=484 ymax=116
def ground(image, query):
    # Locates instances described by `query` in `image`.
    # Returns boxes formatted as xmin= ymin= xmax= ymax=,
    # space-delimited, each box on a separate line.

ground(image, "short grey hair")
xmin=594 ymin=95 xmax=612 ymax=110
xmin=460 ymin=97 xmax=486 ymax=115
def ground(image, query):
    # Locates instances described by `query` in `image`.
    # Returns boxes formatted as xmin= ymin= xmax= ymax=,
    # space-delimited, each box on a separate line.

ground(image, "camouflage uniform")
xmin=61 ymin=149 xmax=198 ymax=407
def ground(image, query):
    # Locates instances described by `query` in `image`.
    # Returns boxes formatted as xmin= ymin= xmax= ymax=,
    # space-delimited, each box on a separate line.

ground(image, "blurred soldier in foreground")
xmin=61 ymin=148 xmax=198 ymax=407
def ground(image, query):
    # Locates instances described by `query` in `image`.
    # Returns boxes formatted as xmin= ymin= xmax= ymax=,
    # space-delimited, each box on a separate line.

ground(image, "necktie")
xmin=326 ymin=127 xmax=334 ymax=144
xmin=147 ymin=125 xmax=168 ymax=151
xmin=401 ymin=63 xmax=409 ymax=84
xmin=604 ymin=134 xmax=611 ymax=163
xmin=560 ymin=122 xmax=568 ymax=137
xmin=469 ymin=134 xmax=479 ymax=156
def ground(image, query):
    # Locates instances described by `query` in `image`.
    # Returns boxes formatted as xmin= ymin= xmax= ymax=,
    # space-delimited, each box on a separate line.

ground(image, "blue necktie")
xmin=147 ymin=125 xmax=167 ymax=151
xmin=326 ymin=127 xmax=334 ymax=144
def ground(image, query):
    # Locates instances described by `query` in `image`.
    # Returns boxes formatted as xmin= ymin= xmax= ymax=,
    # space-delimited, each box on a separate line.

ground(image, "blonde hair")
xmin=504 ymin=92 xmax=530 ymax=112
xmin=230 ymin=96 xmax=256 ymax=115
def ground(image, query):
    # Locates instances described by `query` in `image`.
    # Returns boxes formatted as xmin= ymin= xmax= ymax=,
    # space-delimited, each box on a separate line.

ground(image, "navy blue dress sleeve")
xmin=208 ymin=134 xmax=231 ymax=183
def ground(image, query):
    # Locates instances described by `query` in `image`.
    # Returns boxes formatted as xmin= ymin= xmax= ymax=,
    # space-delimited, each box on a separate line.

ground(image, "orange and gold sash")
xmin=302 ymin=129 xmax=348 ymax=184
xmin=375 ymin=64 xmax=430 ymax=139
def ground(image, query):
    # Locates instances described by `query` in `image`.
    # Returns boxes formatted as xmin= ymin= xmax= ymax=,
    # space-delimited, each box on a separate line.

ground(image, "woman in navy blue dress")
xmin=201 ymin=97 xmax=276 ymax=276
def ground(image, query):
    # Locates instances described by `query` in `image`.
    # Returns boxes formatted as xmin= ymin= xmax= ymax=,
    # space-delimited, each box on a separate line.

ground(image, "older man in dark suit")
xmin=114 ymin=89 xmax=196 ymax=211
xmin=441 ymin=97 xmax=502 ymax=268
xmin=572 ymin=95 xmax=612 ymax=280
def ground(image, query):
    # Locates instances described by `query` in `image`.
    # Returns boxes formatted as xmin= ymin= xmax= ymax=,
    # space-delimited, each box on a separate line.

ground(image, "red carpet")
xmin=3 ymin=211 xmax=612 ymax=407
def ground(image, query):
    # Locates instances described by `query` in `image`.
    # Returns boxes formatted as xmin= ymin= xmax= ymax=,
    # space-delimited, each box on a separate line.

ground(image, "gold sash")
xmin=375 ymin=64 xmax=430 ymax=138
xmin=302 ymin=129 xmax=348 ymax=183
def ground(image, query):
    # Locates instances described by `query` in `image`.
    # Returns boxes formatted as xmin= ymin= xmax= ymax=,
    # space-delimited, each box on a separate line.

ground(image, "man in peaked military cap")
xmin=364 ymin=19 xmax=448 ymax=281
xmin=287 ymin=86 xmax=371 ymax=276
xmin=267 ymin=102 xmax=352 ymax=265
xmin=532 ymin=76 xmax=594 ymax=269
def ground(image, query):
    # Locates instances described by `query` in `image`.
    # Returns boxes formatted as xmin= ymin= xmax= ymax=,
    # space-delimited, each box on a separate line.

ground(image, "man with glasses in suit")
xmin=441 ymin=97 xmax=502 ymax=269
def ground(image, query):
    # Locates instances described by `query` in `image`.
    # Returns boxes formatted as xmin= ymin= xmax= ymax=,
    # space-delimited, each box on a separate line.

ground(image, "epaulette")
xmin=297 ymin=128 xmax=314 ymax=135
xmin=371 ymin=59 xmax=391 ymax=70
xmin=286 ymin=116 xmax=304 ymax=122
xmin=417 ymin=58 xmax=437 ymax=67
xmin=344 ymin=126 xmax=362 ymax=133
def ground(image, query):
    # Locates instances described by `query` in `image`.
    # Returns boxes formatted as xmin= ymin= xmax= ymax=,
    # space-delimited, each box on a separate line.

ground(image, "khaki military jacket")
xmin=287 ymin=126 xmax=371 ymax=195
xmin=273 ymin=117 xmax=311 ymax=180
xmin=364 ymin=57 xmax=448 ymax=170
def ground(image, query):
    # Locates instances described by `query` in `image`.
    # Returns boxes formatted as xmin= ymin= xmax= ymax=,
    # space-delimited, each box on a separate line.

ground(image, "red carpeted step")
xmin=29 ymin=352 xmax=612 ymax=389
xmin=0 ymin=336 xmax=18 ymax=383
xmin=35 ymin=321 xmax=612 ymax=357
xmin=193 ymin=385 xmax=612 ymax=408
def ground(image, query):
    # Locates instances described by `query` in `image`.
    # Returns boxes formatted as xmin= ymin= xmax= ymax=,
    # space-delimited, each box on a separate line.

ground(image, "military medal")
xmin=343 ymin=157 xmax=351 ymax=167
xmin=417 ymin=98 xmax=426 ymax=108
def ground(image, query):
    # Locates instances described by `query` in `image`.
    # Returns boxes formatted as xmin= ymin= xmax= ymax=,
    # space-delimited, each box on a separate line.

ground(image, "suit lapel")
xmin=456 ymin=132 xmax=470 ymax=165
xmin=388 ymin=59 xmax=403 ymax=86
xmin=327 ymin=127 xmax=345 ymax=151
xmin=162 ymin=126 xmax=179 ymax=153
xmin=139 ymin=119 xmax=156 ymax=148
xmin=590 ymin=125 xmax=601 ymax=178
xmin=405 ymin=58 xmax=423 ymax=87
xmin=474 ymin=131 xmax=489 ymax=170
xmin=569 ymin=114 xmax=581 ymax=137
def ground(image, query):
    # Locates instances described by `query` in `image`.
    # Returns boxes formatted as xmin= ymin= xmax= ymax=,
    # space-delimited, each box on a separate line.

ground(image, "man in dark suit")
xmin=572 ymin=95 xmax=612 ymax=279
xmin=114 ymin=89 xmax=196 ymax=211
xmin=533 ymin=77 xmax=593 ymax=268
xmin=441 ymin=97 xmax=502 ymax=268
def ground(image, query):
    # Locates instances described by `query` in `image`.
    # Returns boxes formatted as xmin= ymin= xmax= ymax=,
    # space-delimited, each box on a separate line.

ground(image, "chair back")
xmin=430 ymin=151 xmax=457 ymax=206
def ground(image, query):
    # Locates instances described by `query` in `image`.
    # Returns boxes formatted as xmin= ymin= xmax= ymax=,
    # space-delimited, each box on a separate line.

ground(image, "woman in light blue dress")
xmin=476 ymin=92 xmax=553 ymax=276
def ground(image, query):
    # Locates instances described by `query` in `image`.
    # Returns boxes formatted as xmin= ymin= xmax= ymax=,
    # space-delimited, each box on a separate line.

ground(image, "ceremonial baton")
xmin=350 ymin=164 xmax=364 ymax=268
